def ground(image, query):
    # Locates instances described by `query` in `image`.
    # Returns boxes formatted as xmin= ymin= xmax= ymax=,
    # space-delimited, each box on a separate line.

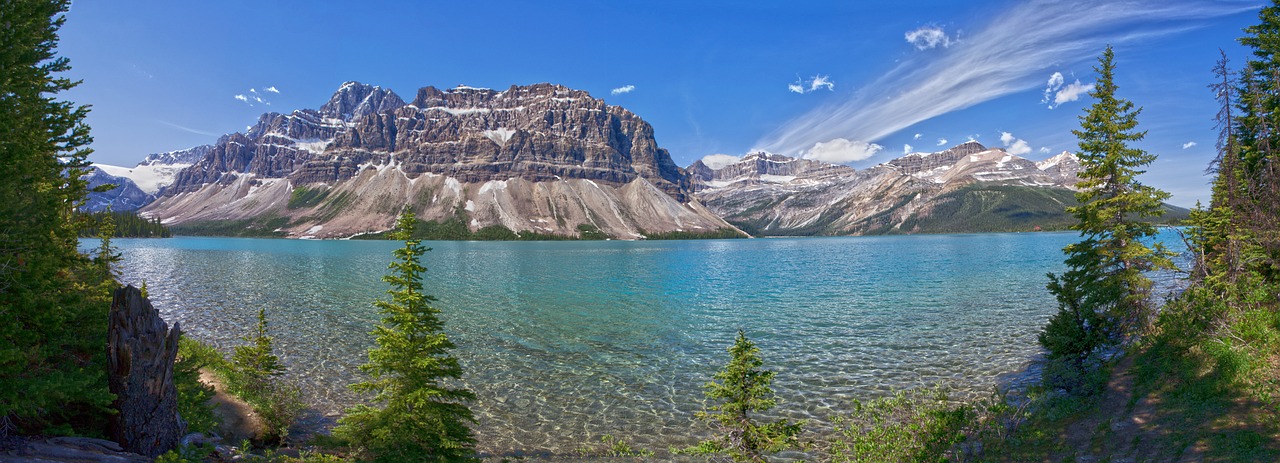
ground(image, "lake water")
xmin=111 ymin=231 xmax=1187 ymax=457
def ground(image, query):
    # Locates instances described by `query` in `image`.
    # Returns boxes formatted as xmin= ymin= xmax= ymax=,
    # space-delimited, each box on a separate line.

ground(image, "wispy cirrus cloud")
xmin=156 ymin=120 xmax=219 ymax=136
xmin=611 ymin=85 xmax=636 ymax=95
xmin=788 ymin=75 xmax=835 ymax=94
xmin=1183 ymin=141 xmax=1198 ymax=149
xmin=757 ymin=0 xmax=1252 ymax=160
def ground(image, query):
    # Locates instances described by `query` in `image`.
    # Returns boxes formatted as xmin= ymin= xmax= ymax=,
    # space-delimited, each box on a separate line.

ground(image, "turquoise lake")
xmin=112 ymin=231 xmax=1188 ymax=456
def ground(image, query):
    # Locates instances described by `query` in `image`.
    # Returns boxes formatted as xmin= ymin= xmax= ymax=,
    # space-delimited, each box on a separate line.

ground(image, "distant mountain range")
xmin=99 ymin=82 xmax=732 ymax=239
xmin=84 ymin=83 xmax=1182 ymax=239
xmin=692 ymin=142 xmax=1105 ymax=235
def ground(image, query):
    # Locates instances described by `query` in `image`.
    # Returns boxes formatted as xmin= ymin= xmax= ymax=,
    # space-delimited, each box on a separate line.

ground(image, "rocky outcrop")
xmin=0 ymin=437 xmax=151 ymax=463
xmin=690 ymin=152 xmax=853 ymax=189
xmin=693 ymin=144 xmax=1087 ymax=236
xmin=143 ymin=82 xmax=734 ymax=239
xmin=107 ymin=285 xmax=184 ymax=457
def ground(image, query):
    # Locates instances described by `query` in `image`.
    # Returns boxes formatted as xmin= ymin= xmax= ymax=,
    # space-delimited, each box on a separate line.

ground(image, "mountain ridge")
xmin=140 ymin=81 xmax=736 ymax=239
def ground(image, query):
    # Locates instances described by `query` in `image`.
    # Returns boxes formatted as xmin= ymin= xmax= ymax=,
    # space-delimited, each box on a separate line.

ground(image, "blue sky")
xmin=60 ymin=0 xmax=1261 ymax=207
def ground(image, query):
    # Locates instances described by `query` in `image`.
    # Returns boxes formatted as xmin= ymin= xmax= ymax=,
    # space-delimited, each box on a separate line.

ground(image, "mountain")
xmin=693 ymin=142 xmax=1104 ymax=236
xmin=142 ymin=82 xmax=736 ymax=239
xmin=82 ymin=144 xmax=213 ymax=211
xmin=82 ymin=167 xmax=154 ymax=212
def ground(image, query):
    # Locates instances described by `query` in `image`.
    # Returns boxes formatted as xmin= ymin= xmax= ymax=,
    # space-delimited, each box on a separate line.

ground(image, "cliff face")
xmin=143 ymin=82 xmax=734 ymax=239
xmin=693 ymin=143 xmax=1087 ymax=235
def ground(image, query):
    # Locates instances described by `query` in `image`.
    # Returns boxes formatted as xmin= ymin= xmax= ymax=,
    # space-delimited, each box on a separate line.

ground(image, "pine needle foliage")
xmin=1041 ymin=46 xmax=1174 ymax=394
xmin=0 ymin=0 xmax=115 ymax=435
xmin=335 ymin=211 xmax=477 ymax=462
xmin=680 ymin=330 xmax=802 ymax=462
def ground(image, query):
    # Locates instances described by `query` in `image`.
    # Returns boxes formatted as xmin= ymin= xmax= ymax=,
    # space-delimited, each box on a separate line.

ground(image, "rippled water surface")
xmin=112 ymin=232 xmax=1185 ymax=456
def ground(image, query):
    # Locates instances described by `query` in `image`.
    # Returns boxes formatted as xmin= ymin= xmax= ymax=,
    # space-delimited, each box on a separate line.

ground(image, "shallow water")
xmin=111 ymin=231 xmax=1187 ymax=456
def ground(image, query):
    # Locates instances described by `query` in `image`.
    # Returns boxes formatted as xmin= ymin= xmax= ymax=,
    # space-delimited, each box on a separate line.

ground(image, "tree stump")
xmin=107 ymin=285 xmax=185 ymax=457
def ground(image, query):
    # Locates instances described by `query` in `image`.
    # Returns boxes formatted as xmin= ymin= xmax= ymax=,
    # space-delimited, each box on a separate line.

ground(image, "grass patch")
xmin=287 ymin=186 xmax=331 ymax=209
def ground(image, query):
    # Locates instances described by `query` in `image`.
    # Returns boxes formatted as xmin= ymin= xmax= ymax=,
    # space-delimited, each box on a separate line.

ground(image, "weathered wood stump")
xmin=106 ymin=285 xmax=185 ymax=457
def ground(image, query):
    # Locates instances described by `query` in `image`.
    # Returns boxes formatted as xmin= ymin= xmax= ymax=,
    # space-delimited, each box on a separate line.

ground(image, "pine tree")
xmin=1040 ymin=46 xmax=1173 ymax=393
xmin=230 ymin=308 xmax=300 ymax=443
xmin=334 ymin=211 xmax=477 ymax=462
xmin=231 ymin=308 xmax=285 ymax=393
xmin=680 ymin=330 xmax=802 ymax=462
xmin=1066 ymin=45 xmax=1174 ymax=335
xmin=0 ymin=0 xmax=114 ymax=433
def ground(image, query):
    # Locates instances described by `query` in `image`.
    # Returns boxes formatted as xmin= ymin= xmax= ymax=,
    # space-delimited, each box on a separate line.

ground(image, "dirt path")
xmin=200 ymin=370 xmax=264 ymax=443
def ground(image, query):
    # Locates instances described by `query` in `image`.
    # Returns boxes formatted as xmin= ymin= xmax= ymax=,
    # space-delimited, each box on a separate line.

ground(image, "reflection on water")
xmin=111 ymin=231 xmax=1188 ymax=456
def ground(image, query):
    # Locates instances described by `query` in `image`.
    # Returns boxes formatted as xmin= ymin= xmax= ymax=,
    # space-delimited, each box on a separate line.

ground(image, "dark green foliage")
xmin=171 ymin=215 xmax=290 ymax=237
xmin=335 ymin=211 xmax=478 ymax=462
xmin=639 ymin=227 xmax=747 ymax=240
xmin=0 ymin=0 xmax=117 ymax=435
xmin=1039 ymin=242 xmax=1123 ymax=396
xmin=229 ymin=309 xmax=302 ymax=443
xmin=175 ymin=337 xmax=221 ymax=435
xmin=575 ymin=223 xmax=608 ymax=240
xmin=825 ymin=388 xmax=1008 ymax=463
xmin=679 ymin=330 xmax=801 ymax=462
xmin=77 ymin=210 xmax=171 ymax=237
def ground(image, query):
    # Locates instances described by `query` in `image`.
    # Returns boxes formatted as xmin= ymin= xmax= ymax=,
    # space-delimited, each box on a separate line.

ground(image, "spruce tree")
xmin=1040 ymin=46 xmax=1173 ymax=393
xmin=335 ymin=211 xmax=477 ymax=462
xmin=0 ymin=0 xmax=114 ymax=433
xmin=681 ymin=330 xmax=802 ymax=462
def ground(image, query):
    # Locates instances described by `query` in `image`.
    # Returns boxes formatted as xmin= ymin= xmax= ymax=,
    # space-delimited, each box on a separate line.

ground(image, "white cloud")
xmin=804 ymin=138 xmax=883 ymax=163
xmin=1182 ymin=141 xmax=1197 ymax=149
xmin=903 ymin=144 xmax=914 ymax=154
xmin=1000 ymin=131 xmax=1033 ymax=155
xmin=1052 ymin=80 xmax=1094 ymax=107
xmin=757 ymin=0 xmax=1251 ymax=158
xmin=905 ymin=26 xmax=955 ymax=50
xmin=235 ymin=86 xmax=275 ymax=106
xmin=1042 ymin=72 xmax=1065 ymax=104
xmin=809 ymin=75 xmax=835 ymax=92
xmin=789 ymin=75 xmax=835 ymax=94
xmin=700 ymin=154 xmax=743 ymax=170
xmin=611 ymin=85 xmax=636 ymax=95
xmin=913 ymin=133 xmax=922 ymax=140
xmin=1039 ymin=147 xmax=1051 ymax=154
xmin=937 ymin=138 xmax=948 ymax=146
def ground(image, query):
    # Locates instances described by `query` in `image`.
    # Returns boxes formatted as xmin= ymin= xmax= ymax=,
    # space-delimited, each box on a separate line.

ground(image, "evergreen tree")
xmin=231 ymin=308 xmax=285 ymax=388
xmin=1040 ymin=46 xmax=1173 ymax=393
xmin=334 ymin=211 xmax=477 ymax=462
xmin=230 ymin=308 xmax=300 ymax=443
xmin=680 ymin=330 xmax=802 ymax=462
xmin=1233 ymin=1 xmax=1280 ymax=280
xmin=0 ymin=0 xmax=114 ymax=433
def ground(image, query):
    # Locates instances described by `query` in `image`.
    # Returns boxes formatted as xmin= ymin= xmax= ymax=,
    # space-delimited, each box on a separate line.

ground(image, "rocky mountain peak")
xmin=319 ymin=81 xmax=406 ymax=120
xmin=888 ymin=141 xmax=989 ymax=175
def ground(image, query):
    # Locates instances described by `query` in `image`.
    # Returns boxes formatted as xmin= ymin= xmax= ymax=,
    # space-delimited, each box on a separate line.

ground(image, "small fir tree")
xmin=334 ymin=211 xmax=477 ymax=462
xmin=230 ymin=308 xmax=300 ymax=443
xmin=680 ymin=330 xmax=802 ymax=462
